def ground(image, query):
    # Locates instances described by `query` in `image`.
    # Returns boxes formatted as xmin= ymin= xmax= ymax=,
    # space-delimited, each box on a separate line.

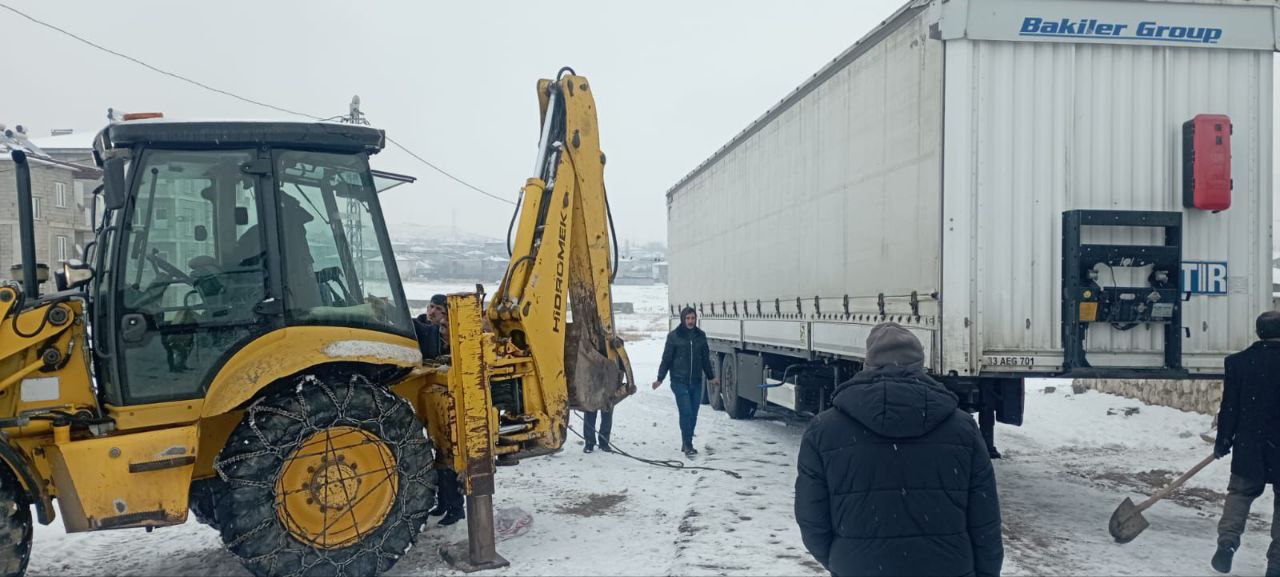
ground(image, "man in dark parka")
xmin=1212 ymin=311 xmax=1280 ymax=575
xmin=795 ymin=322 xmax=1003 ymax=577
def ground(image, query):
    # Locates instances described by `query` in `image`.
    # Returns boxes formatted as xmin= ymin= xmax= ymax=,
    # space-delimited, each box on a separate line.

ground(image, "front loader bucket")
xmin=565 ymin=324 xmax=634 ymax=411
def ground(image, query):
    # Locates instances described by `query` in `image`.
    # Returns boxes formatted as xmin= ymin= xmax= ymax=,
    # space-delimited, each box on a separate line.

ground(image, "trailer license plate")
xmin=984 ymin=356 xmax=1035 ymax=368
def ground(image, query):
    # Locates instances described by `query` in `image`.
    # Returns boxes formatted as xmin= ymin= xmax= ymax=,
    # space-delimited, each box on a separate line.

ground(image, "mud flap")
xmin=565 ymin=324 xmax=634 ymax=412
xmin=994 ymin=379 xmax=1025 ymax=426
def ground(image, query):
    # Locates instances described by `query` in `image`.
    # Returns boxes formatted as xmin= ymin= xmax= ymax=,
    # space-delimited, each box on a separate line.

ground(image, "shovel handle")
xmin=1135 ymin=453 xmax=1217 ymax=512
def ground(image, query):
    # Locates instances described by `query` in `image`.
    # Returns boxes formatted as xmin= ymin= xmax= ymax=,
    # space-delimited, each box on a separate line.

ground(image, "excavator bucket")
xmin=565 ymin=323 xmax=634 ymax=411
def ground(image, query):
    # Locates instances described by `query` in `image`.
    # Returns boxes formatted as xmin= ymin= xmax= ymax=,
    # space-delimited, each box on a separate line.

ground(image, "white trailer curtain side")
xmin=668 ymin=0 xmax=1276 ymax=387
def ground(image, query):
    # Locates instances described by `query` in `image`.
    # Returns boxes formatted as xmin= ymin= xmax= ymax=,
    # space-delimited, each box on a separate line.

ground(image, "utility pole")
xmin=340 ymin=96 xmax=369 ymax=278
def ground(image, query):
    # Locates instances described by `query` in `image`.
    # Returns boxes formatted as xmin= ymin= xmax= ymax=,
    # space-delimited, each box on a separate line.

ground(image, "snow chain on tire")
xmin=0 ymin=467 xmax=31 ymax=577
xmin=214 ymin=371 xmax=436 ymax=577
xmin=189 ymin=476 xmax=226 ymax=531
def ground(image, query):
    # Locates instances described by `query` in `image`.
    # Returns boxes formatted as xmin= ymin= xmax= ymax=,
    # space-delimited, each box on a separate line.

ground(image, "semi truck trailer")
xmin=666 ymin=0 xmax=1278 ymax=444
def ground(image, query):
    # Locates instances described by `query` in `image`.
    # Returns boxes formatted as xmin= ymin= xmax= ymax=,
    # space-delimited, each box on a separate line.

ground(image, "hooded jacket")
xmin=795 ymin=324 xmax=1003 ymax=577
xmin=657 ymin=324 xmax=715 ymax=385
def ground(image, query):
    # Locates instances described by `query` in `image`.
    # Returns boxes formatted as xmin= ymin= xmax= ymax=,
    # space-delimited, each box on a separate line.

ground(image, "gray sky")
xmin=2 ymin=0 xmax=907 ymax=245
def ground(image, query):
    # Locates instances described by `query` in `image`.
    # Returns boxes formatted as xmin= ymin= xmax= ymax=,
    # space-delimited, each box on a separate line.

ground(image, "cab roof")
xmin=93 ymin=120 xmax=386 ymax=159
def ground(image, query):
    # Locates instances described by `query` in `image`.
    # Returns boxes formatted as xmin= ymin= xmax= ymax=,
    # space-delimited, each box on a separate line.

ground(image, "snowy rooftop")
xmin=0 ymin=130 xmax=100 ymax=177
xmin=29 ymin=131 xmax=96 ymax=151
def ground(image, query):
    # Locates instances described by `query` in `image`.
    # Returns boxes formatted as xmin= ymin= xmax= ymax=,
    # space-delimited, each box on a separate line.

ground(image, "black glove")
xmin=1214 ymin=443 xmax=1231 ymax=459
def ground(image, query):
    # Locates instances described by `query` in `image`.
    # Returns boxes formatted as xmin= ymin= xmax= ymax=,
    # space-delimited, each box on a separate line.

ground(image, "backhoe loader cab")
xmin=89 ymin=120 xmax=415 ymax=405
xmin=0 ymin=119 xmax=442 ymax=577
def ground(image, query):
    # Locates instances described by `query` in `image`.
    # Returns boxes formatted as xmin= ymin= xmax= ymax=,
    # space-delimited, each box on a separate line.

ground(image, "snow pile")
xmin=998 ymin=379 xmax=1270 ymax=576
xmin=322 ymin=340 xmax=422 ymax=364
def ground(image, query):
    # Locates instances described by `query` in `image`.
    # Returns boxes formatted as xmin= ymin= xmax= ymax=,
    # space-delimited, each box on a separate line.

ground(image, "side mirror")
xmin=194 ymin=225 xmax=208 ymax=242
xmin=62 ymin=259 xmax=94 ymax=291
xmin=102 ymin=157 xmax=128 ymax=211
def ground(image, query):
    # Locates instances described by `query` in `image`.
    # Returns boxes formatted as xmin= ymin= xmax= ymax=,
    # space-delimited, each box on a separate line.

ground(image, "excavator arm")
xmin=487 ymin=67 xmax=636 ymax=441
xmin=431 ymin=67 xmax=634 ymax=571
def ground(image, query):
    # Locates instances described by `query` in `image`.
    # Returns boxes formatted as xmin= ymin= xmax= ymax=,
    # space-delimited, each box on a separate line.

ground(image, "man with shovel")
xmin=1211 ymin=311 xmax=1280 ymax=575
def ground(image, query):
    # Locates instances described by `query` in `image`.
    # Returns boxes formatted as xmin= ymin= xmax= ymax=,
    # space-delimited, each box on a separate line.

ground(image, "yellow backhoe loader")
xmin=0 ymin=67 xmax=632 ymax=577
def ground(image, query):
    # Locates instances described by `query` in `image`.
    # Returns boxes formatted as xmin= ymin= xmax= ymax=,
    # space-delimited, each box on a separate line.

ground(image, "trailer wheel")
xmin=215 ymin=371 xmax=436 ymax=577
xmin=720 ymin=354 xmax=755 ymax=420
xmin=0 ymin=468 xmax=31 ymax=577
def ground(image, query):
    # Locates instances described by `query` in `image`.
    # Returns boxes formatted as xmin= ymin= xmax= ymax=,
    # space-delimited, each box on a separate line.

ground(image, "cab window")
xmin=274 ymin=150 xmax=411 ymax=335
xmin=114 ymin=149 xmax=268 ymax=404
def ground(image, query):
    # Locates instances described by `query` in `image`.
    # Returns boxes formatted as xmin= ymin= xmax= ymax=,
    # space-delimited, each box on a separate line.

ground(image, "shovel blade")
xmin=1109 ymin=497 xmax=1150 ymax=543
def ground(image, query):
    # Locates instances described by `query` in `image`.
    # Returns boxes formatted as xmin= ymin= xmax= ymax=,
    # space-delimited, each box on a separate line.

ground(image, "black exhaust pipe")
xmin=11 ymin=150 xmax=39 ymax=299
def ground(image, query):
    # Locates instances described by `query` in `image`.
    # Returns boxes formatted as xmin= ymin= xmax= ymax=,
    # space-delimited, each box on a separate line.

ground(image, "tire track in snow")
xmin=665 ymin=406 xmax=824 ymax=576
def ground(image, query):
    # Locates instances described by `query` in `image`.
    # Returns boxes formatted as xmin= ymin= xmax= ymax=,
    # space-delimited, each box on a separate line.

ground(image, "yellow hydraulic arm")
xmin=488 ymin=66 xmax=635 ymax=429
xmin=432 ymin=67 xmax=634 ymax=572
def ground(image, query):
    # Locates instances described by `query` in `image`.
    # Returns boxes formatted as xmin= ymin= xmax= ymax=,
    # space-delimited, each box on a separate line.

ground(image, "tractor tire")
xmin=0 ymin=469 xmax=32 ymax=577
xmin=720 ymin=354 xmax=755 ymax=420
xmin=214 ymin=371 xmax=436 ymax=577
xmin=189 ymin=476 xmax=227 ymax=531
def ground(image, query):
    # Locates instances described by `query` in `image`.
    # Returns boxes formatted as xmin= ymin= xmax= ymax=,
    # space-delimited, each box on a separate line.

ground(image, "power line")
xmin=0 ymin=1 xmax=513 ymax=205
xmin=0 ymin=2 xmax=318 ymax=121
xmin=386 ymin=137 xmax=515 ymax=205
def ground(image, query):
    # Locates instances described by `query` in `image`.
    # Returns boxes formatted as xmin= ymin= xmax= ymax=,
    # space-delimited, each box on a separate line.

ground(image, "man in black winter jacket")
xmin=1211 ymin=311 xmax=1280 ymax=575
xmin=653 ymin=307 xmax=717 ymax=456
xmin=795 ymin=322 xmax=1003 ymax=577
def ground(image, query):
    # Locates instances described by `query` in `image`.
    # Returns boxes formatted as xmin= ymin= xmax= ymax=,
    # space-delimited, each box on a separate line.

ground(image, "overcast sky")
xmin=7 ymin=1 xmax=1279 ymax=251
xmin=2 ymin=0 xmax=908 ymax=245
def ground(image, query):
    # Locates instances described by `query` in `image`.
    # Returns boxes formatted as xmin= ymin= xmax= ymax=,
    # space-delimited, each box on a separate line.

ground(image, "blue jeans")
xmin=583 ymin=409 xmax=612 ymax=449
xmin=671 ymin=381 xmax=702 ymax=446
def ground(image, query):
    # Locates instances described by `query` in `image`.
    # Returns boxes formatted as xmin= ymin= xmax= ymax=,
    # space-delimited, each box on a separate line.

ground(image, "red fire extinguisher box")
xmin=1182 ymin=114 xmax=1232 ymax=211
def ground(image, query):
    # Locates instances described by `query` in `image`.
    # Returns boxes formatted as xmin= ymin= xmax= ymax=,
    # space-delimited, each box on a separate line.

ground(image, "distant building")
xmin=483 ymin=240 xmax=507 ymax=257
xmin=614 ymin=257 xmax=654 ymax=285
xmin=0 ymin=125 xmax=100 ymax=275
xmin=612 ymin=250 xmax=668 ymax=285
xmin=653 ymin=261 xmax=669 ymax=284
xmin=385 ymin=225 xmax=522 ymax=283
xmin=366 ymin=255 xmax=432 ymax=282
xmin=482 ymin=256 xmax=508 ymax=282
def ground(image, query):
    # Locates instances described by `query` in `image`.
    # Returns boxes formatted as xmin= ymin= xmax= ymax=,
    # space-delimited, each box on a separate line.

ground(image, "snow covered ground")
xmin=24 ymin=284 xmax=1274 ymax=576
xmin=996 ymin=380 xmax=1272 ymax=576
